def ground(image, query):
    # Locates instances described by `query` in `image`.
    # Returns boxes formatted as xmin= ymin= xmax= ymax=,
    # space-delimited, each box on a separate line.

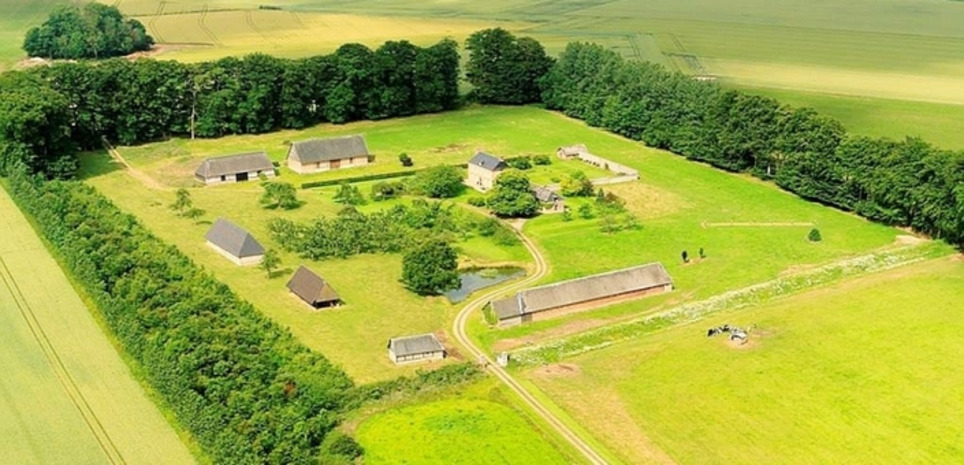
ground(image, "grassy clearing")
xmin=525 ymin=257 xmax=964 ymax=464
xmin=355 ymin=381 xmax=573 ymax=464
xmin=0 ymin=187 xmax=196 ymax=464
xmin=0 ymin=0 xmax=60 ymax=71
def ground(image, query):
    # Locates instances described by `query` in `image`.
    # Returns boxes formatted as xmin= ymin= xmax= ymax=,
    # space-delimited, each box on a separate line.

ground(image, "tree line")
xmin=533 ymin=41 xmax=963 ymax=246
xmin=5 ymin=170 xmax=355 ymax=464
xmin=0 ymin=38 xmax=460 ymax=178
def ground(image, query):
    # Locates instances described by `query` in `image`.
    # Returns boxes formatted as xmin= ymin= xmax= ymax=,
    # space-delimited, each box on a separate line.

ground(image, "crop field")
xmin=0 ymin=187 xmax=196 ymax=464
xmin=525 ymin=257 xmax=964 ymax=464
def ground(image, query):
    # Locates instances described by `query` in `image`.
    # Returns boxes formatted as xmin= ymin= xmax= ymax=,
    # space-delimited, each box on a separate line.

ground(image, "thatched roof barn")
xmin=205 ymin=218 xmax=265 ymax=266
xmin=491 ymin=262 xmax=673 ymax=326
xmin=387 ymin=333 xmax=446 ymax=365
xmin=195 ymin=151 xmax=275 ymax=185
xmin=287 ymin=135 xmax=371 ymax=174
xmin=286 ymin=265 xmax=341 ymax=308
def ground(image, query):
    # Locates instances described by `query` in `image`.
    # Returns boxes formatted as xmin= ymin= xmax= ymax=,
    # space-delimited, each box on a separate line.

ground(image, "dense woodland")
xmin=23 ymin=3 xmax=153 ymax=59
xmin=0 ymin=38 xmax=460 ymax=176
xmin=4 ymin=170 xmax=354 ymax=464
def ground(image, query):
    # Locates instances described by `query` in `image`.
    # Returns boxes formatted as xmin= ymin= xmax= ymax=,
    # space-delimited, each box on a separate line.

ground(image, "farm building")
xmin=533 ymin=185 xmax=564 ymax=213
xmin=556 ymin=144 xmax=590 ymax=159
xmin=204 ymin=218 xmax=265 ymax=266
xmin=287 ymin=135 xmax=371 ymax=174
xmin=387 ymin=333 xmax=446 ymax=365
xmin=194 ymin=151 xmax=275 ymax=185
xmin=490 ymin=262 xmax=673 ymax=327
xmin=466 ymin=151 xmax=506 ymax=192
xmin=286 ymin=265 xmax=341 ymax=309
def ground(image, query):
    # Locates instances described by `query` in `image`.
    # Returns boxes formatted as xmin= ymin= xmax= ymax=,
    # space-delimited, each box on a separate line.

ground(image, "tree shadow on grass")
xmin=267 ymin=267 xmax=293 ymax=279
xmin=76 ymin=151 xmax=122 ymax=180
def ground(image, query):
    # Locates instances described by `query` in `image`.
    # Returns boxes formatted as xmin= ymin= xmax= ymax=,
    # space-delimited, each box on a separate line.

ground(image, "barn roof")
xmin=286 ymin=265 xmax=340 ymax=306
xmin=532 ymin=185 xmax=561 ymax=203
xmin=490 ymin=262 xmax=672 ymax=320
xmin=288 ymin=135 xmax=370 ymax=164
xmin=388 ymin=333 xmax=445 ymax=357
xmin=557 ymin=144 xmax=590 ymax=156
xmin=205 ymin=218 xmax=265 ymax=258
xmin=195 ymin=152 xmax=273 ymax=178
xmin=468 ymin=151 xmax=506 ymax=171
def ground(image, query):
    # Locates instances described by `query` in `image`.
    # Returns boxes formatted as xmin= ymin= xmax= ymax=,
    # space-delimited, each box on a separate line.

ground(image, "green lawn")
xmin=0 ymin=186 xmax=197 ymax=464
xmin=525 ymin=257 xmax=964 ymax=464
xmin=356 ymin=396 xmax=571 ymax=464
xmin=85 ymin=106 xmax=913 ymax=383
xmin=0 ymin=0 xmax=60 ymax=71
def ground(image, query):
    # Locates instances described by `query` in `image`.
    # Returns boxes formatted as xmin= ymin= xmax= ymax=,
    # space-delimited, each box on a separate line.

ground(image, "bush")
xmin=319 ymin=431 xmax=363 ymax=465
xmin=301 ymin=170 xmax=417 ymax=189
xmin=506 ymin=156 xmax=532 ymax=170
xmin=399 ymin=152 xmax=413 ymax=167
xmin=333 ymin=182 xmax=366 ymax=205
xmin=467 ymin=196 xmax=487 ymax=207
xmin=533 ymin=154 xmax=552 ymax=165
xmin=371 ymin=180 xmax=405 ymax=201
xmin=410 ymin=165 xmax=465 ymax=198
xmin=808 ymin=228 xmax=822 ymax=242
xmin=561 ymin=171 xmax=594 ymax=197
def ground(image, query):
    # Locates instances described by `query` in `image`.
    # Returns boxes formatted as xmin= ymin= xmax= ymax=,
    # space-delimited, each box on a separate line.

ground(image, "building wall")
xmin=200 ymin=169 xmax=275 ymax=186
xmin=467 ymin=164 xmax=499 ymax=192
xmin=389 ymin=349 xmax=445 ymax=364
xmin=206 ymin=241 xmax=263 ymax=266
xmin=288 ymin=155 xmax=369 ymax=174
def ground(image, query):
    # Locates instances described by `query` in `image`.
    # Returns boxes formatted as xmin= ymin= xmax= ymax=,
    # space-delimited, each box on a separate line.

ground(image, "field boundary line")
xmin=511 ymin=242 xmax=945 ymax=366
xmin=0 ymin=256 xmax=126 ymax=464
xmin=701 ymin=221 xmax=815 ymax=228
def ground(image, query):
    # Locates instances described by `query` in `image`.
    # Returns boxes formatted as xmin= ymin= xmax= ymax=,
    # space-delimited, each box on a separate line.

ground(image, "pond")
xmin=444 ymin=267 xmax=525 ymax=304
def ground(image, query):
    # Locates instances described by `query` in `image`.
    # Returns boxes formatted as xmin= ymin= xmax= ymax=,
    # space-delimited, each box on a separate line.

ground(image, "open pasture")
xmin=525 ymin=257 xmax=964 ymax=464
xmin=355 ymin=383 xmax=574 ymax=465
xmin=85 ymin=106 xmax=914 ymax=381
xmin=0 ymin=187 xmax=196 ymax=464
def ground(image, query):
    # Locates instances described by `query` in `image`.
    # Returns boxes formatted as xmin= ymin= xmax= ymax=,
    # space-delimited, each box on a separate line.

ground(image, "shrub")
xmin=399 ymin=152 xmax=413 ymax=167
xmin=301 ymin=170 xmax=417 ymax=189
xmin=533 ymin=154 xmax=552 ymax=165
xmin=578 ymin=203 xmax=594 ymax=219
xmin=467 ymin=196 xmax=487 ymax=207
xmin=371 ymin=180 xmax=405 ymax=201
xmin=333 ymin=182 xmax=366 ymax=205
xmin=809 ymin=228 xmax=823 ymax=242
xmin=319 ymin=431 xmax=363 ymax=465
xmin=506 ymin=156 xmax=532 ymax=170
xmin=410 ymin=165 xmax=465 ymax=198
xmin=561 ymin=171 xmax=594 ymax=197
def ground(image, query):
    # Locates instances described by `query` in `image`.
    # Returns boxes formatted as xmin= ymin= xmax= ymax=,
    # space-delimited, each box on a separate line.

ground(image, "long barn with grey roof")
xmin=205 ymin=218 xmax=265 ymax=266
xmin=490 ymin=262 xmax=673 ymax=327
xmin=387 ymin=333 xmax=446 ymax=364
xmin=286 ymin=135 xmax=371 ymax=174
xmin=195 ymin=151 xmax=275 ymax=185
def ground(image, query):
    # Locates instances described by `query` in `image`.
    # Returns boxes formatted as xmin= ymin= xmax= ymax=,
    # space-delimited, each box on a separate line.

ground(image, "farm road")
xmin=452 ymin=225 xmax=609 ymax=464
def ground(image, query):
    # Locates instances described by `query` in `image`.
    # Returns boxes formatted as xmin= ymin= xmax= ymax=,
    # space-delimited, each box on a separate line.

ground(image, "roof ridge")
xmin=520 ymin=262 xmax=667 ymax=295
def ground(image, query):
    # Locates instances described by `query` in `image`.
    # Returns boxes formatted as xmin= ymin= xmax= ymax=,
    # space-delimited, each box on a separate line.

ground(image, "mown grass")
xmin=525 ymin=257 xmax=964 ymax=464
xmin=356 ymin=392 xmax=571 ymax=464
xmin=0 ymin=0 xmax=60 ymax=71
xmin=0 ymin=187 xmax=196 ymax=464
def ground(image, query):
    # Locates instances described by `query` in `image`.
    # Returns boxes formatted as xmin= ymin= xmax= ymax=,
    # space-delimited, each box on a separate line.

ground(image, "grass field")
xmin=0 ymin=187 xmax=197 ymax=464
xmin=84 ymin=106 xmax=915 ymax=383
xmin=525 ymin=256 xmax=964 ymax=464
xmin=354 ymin=380 xmax=574 ymax=464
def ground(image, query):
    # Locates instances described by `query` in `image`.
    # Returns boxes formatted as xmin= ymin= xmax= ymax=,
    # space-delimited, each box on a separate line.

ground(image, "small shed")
xmin=556 ymin=144 xmax=590 ymax=159
xmin=205 ymin=218 xmax=265 ymax=266
xmin=532 ymin=185 xmax=564 ymax=213
xmin=195 ymin=151 xmax=275 ymax=185
xmin=466 ymin=151 xmax=507 ymax=192
xmin=287 ymin=135 xmax=371 ymax=174
xmin=286 ymin=265 xmax=341 ymax=308
xmin=387 ymin=333 xmax=446 ymax=365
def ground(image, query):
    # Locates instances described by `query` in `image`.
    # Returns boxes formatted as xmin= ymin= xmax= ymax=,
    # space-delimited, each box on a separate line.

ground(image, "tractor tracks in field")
xmin=452 ymin=225 xmax=609 ymax=464
xmin=197 ymin=5 xmax=221 ymax=46
xmin=0 ymin=256 xmax=126 ymax=465
xmin=148 ymin=1 xmax=166 ymax=44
